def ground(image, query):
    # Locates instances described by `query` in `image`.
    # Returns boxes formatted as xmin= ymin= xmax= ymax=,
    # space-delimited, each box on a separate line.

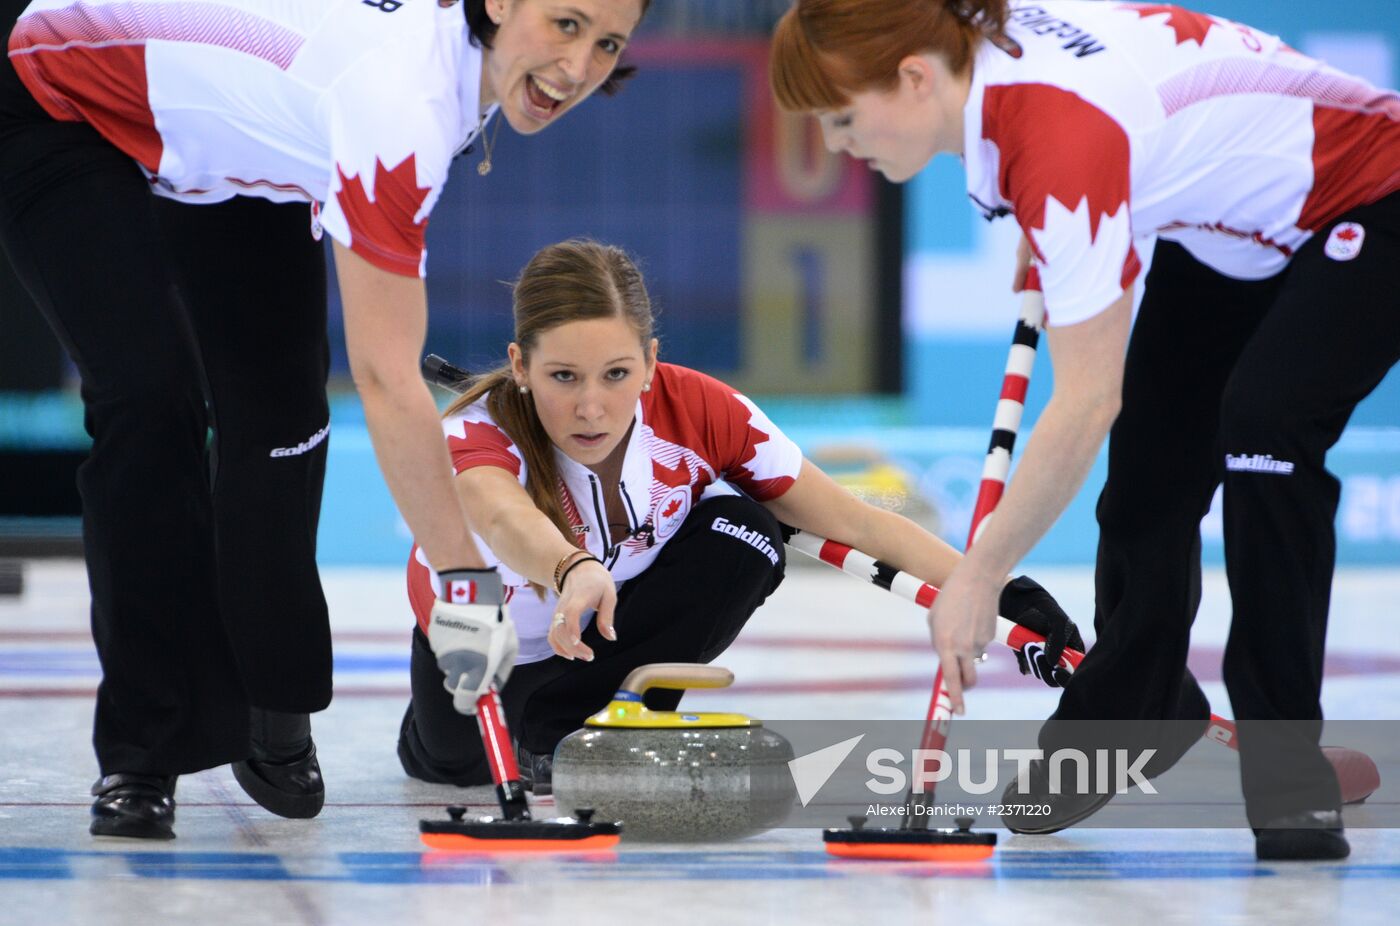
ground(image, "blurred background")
xmin=2 ymin=0 xmax=1397 ymax=570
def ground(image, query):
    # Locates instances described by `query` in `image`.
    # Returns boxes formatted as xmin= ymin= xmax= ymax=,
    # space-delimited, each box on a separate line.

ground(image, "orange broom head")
xmin=824 ymin=841 xmax=995 ymax=862
xmin=822 ymin=825 xmax=997 ymax=862
xmin=420 ymin=832 xmax=621 ymax=853
xmin=419 ymin=810 xmax=622 ymax=854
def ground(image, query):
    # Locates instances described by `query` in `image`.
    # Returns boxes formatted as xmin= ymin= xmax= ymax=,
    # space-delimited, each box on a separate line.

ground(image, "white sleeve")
xmin=318 ymin=48 xmax=453 ymax=277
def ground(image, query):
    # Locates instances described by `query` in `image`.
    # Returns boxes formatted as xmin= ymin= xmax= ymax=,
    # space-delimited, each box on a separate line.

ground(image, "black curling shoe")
xmin=1255 ymin=810 xmax=1350 ymax=861
xmin=90 ymin=774 xmax=177 ymax=840
xmin=232 ymin=742 xmax=325 ymax=819
xmin=998 ymin=760 xmax=1115 ymax=835
xmin=233 ymin=709 xmax=325 ymax=819
xmin=517 ymin=744 xmax=554 ymax=796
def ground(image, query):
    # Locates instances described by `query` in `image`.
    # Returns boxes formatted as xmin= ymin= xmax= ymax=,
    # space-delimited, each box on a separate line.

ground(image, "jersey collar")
xmin=551 ymin=399 xmax=652 ymax=557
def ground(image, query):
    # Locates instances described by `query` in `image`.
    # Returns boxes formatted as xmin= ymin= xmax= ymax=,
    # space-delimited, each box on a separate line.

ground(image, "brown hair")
xmin=770 ymin=0 xmax=1009 ymax=111
xmin=445 ymin=239 xmax=655 ymax=547
xmin=465 ymin=0 xmax=653 ymax=97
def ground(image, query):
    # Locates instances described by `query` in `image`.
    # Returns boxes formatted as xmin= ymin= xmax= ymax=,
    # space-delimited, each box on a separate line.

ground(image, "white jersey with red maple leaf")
xmin=8 ymin=0 xmax=494 ymax=277
xmin=965 ymin=1 xmax=1400 ymax=325
xmin=406 ymin=362 xmax=803 ymax=663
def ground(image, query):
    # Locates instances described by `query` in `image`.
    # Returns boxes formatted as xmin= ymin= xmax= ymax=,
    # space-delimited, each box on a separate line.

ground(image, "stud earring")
xmin=518 ymin=384 xmax=529 ymax=394
xmin=642 ymin=382 xmax=652 ymax=392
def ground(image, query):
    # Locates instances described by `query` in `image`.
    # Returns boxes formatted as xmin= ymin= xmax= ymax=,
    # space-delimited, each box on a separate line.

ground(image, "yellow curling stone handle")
xmin=585 ymin=663 xmax=758 ymax=729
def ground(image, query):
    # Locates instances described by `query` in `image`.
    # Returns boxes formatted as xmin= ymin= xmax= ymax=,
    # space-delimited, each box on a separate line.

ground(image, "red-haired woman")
xmin=772 ymin=0 xmax=1400 ymax=858
xmin=397 ymin=238 xmax=1083 ymax=793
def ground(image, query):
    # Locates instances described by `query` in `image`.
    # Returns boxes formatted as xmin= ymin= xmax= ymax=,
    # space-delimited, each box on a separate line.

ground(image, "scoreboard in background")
xmin=326 ymin=37 xmax=901 ymax=396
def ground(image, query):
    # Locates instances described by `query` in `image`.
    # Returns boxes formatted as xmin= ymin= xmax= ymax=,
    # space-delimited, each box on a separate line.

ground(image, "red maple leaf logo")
xmin=1336 ymin=227 xmax=1359 ymax=242
xmin=1124 ymin=4 xmax=1218 ymax=47
xmin=334 ymin=153 xmax=432 ymax=275
xmin=661 ymin=498 xmax=683 ymax=519
xmin=983 ymin=84 xmax=1131 ymax=247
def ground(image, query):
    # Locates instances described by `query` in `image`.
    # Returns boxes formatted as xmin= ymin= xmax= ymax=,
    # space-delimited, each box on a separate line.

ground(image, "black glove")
xmin=998 ymin=575 xmax=1085 ymax=688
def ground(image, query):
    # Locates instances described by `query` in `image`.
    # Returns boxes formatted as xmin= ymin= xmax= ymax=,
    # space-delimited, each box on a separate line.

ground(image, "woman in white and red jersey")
xmin=0 ymin=0 xmax=650 ymax=839
xmin=772 ymin=0 xmax=1400 ymax=858
xmin=397 ymin=238 xmax=1085 ymax=792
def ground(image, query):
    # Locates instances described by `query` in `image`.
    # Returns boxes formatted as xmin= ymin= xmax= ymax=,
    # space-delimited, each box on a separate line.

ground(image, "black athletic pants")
xmin=398 ymin=495 xmax=787 ymax=785
xmin=1048 ymin=193 xmax=1400 ymax=825
xmin=0 ymin=15 xmax=332 ymax=776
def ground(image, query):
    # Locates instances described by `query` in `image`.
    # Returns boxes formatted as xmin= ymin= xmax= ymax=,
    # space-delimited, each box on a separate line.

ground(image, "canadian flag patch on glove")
xmin=444 ymin=578 xmax=477 ymax=604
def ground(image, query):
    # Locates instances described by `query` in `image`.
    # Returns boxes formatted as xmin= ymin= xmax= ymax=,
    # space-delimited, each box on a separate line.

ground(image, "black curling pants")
xmin=398 ymin=495 xmax=787 ymax=785
xmin=1048 ymin=193 xmax=1400 ymax=826
xmin=0 ymin=20 xmax=332 ymax=776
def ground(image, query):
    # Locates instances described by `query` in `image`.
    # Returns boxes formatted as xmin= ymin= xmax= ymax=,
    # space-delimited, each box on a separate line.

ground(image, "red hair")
xmin=770 ymin=0 xmax=1009 ymax=111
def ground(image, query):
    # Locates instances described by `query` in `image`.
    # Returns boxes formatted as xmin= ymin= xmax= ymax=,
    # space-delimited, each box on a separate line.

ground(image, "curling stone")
xmin=551 ymin=664 xmax=796 ymax=842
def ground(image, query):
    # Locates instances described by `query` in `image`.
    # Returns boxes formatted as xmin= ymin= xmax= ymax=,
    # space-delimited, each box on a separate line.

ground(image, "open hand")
xmin=549 ymin=559 xmax=616 ymax=661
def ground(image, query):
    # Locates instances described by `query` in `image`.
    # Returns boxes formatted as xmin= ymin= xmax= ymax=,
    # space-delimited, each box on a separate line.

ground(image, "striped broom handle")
xmin=782 ymin=524 xmax=1243 ymax=752
xmin=910 ymin=282 xmax=1046 ymax=823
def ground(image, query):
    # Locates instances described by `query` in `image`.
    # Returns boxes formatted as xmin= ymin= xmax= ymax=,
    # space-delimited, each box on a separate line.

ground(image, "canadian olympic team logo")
xmin=654 ymin=487 xmax=692 ymax=540
xmin=1324 ymin=223 xmax=1365 ymax=262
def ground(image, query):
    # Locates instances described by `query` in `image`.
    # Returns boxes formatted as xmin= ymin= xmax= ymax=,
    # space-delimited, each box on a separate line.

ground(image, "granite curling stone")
xmin=551 ymin=664 xmax=796 ymax=842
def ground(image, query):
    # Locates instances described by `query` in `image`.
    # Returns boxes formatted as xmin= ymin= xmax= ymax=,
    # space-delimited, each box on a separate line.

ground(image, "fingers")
xmin=932 ymin=634 xmax=981 ymax=717
xmin=1012 ymin=235 xmax=1032 ymax=293
xmin=931 ymin=622 xmax=987 ymax=716
xmin=938 ymin=654 xmax=976 ymax=717
xmin=550 ymin=576 xmax=619 ymax=661
xmin=928 ymin=582 xmax=998 ymax=716
xmin=595 ymin=584 xmax=618 ymax=643
xmin=551 ymin=562 xmax=616 ymax=659
xmin=960 ymin=655 xmax=979 ymax=701
xmin=548 ymin=599 xmax=594 ymax=662
xmin=930 ymin=614 xmax=960 ymax=715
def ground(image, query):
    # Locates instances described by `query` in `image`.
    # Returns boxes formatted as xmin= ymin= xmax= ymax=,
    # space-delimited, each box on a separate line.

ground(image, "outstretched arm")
xmin=762 ymin=459 xmax=963 ymax=587
xmin=455 ymin=464 xmax=617 ymax=661
xmin=929 ymin=288 xmax=1133 ymax=713
xmin=333 ymin=242 xmax=483 ymax=571
xmin=765 ymin=450 xmax=1087 ymax=687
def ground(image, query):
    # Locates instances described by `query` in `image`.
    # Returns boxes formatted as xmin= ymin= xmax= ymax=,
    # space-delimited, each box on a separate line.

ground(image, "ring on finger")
xmin=975 ymin=652 xmax=989 ymax=664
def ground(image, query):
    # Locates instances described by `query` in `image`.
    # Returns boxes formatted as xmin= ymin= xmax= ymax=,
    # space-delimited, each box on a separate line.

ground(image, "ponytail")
xmin=444 ymin=368 xmax=579 ymax=556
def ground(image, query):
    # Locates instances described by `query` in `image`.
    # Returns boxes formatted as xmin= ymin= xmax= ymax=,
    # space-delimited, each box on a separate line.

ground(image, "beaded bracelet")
xmin=557 ymin=554 xmax=604 ymax=595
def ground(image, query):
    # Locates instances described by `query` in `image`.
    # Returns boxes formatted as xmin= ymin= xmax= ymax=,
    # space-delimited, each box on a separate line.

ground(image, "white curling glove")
xmin=429 ymin=568 xmax=519 ymax=715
